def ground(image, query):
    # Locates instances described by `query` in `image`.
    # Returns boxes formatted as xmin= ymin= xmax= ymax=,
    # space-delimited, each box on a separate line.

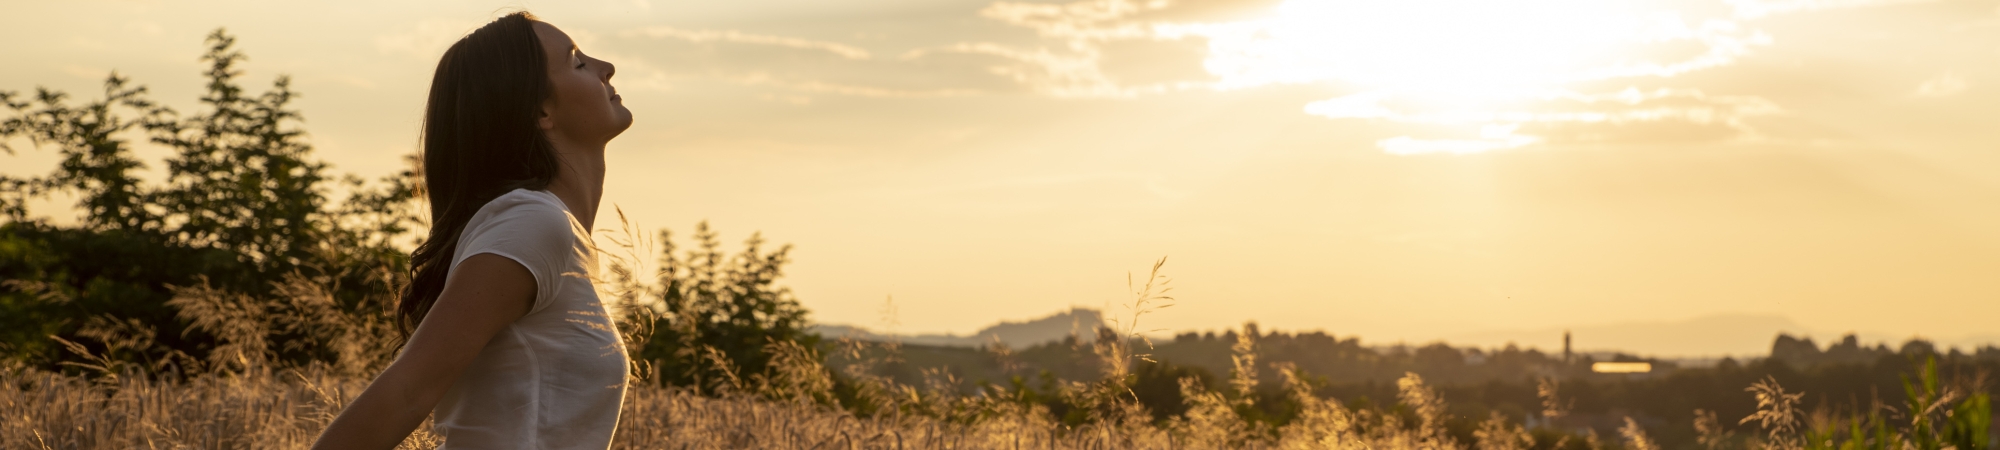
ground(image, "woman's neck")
xmin=544 ymin=141 xmax=606 ymax=231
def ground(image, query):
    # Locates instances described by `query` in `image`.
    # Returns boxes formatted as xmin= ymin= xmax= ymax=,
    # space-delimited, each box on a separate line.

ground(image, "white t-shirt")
xmin=431 ymin=188 xmax=628 ymax=449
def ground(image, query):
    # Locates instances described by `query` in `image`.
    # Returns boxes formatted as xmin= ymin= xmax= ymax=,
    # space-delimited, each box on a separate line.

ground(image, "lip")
xmin=611 ymin=94 xmax=622 ymax=101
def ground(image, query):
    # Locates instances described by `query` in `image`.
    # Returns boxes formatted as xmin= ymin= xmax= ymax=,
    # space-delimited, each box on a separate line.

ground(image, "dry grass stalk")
xmin=1396 ymin=372 xmax=1456 ymax=450
xmin=1474 ymin=412 xmax=1532 ymax=450
xmin=1694 ymin=408 xmax=1730 ymax=450
xmin=1741 ymin=376 xmax=1804 ymax=450
xmin=1536 ymin=376 xmax=1569 ymax=422
xmin=1620 ymin=416 xmax=1660 ymax=450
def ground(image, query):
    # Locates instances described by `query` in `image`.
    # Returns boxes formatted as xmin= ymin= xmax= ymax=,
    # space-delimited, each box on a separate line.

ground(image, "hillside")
xmin=810 ymin=307 xmax=1104 ymax=348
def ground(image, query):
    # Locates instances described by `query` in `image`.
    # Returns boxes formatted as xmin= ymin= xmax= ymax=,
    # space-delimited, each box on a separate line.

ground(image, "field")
xmin=5 ymin=328 xmax=1993 ymax=449
xmin=0 ymin=359 xmax=1697 ymax=449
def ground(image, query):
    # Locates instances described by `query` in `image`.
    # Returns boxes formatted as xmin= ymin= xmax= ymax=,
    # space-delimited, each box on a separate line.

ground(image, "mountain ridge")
xmin=816 ymin=309 xmax=2000 ymax=357
xmin=811 ymin=307 xmax=1105 ymax=349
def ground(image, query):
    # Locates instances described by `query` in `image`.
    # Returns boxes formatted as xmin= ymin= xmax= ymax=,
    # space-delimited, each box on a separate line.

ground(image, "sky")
xmin=3 ymin=0 xmax=1997 ymax=356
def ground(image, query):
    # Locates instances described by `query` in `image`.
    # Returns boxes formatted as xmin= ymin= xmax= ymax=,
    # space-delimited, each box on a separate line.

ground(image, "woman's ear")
xmin=538 ymin=99 xmax=558 ymax=131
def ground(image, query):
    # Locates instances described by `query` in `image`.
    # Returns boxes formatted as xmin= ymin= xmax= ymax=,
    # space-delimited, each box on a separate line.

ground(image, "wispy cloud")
xmin=375 ymin=19 xmax=479 ymax=59
xmin=901 ymin=42 xmax=1203 ymax=97
xmin=968 ymin=0 xmax=1215 ymax=96
xmin=979 ymin=0 xmax=1165 ymax=41
xmin=1723 ymin=0 xmax=1939 ymax=19
xmin=1307 ymin=89 xmax=1781 ymax=128
xmin=617 ymin=24 xmax=1144 ymax=97
xmin=721 ymin=72 xmax=983 ymax=98
xmin=596 ymin=0 xmax=1935 ymax=154
xmin=1361 ymin=88 xmax=1783 ymax=154
xmin=622 ymin=27 xmax=874 ymax=60
xmin=616 ymin=27 xmax=996 ymax=97
xmin=1914 ymin=72 xmax=1969 ymax=97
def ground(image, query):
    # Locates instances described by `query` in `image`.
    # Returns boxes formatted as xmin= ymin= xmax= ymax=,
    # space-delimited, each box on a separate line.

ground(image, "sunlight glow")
xmin=1191 ymin=0 xmax=1665 ymax=93
xmin=1158 ymin=0 xmax=1780 ymax=154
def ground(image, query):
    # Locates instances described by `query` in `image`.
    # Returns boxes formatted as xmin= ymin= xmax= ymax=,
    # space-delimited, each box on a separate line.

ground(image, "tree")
xmin=613 ymin=221 xmax=818 ymax=393
xmin=2 ymin=27 xmax=818 ymax=388
xmin=0 ymin=29 xmax=419 ymax=375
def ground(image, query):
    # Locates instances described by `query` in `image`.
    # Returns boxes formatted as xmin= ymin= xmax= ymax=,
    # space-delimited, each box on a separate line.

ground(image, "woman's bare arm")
xmin=310 ymin=253 xmax=536 ymax=450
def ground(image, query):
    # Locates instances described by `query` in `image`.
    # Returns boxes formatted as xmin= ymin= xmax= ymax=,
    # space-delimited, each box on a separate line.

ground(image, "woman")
xmin=312 ymin=11 xmax=633 ymax=449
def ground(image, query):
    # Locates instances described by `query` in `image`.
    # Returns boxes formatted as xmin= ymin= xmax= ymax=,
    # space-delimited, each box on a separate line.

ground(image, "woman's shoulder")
xmin=464 ymin=189 xmax=579 ymax=241
xmin=484 ymin=188 xmax=567 ymax=212
xmin=474 ymin=188 xmax=569 ymax=218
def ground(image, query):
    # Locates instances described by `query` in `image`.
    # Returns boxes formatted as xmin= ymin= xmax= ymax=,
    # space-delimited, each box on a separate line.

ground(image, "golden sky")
xmin=4 ymin=0 xmax=1997 ymax=355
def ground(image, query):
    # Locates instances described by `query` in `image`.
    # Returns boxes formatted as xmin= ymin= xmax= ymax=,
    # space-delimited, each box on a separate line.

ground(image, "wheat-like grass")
xmin=0 ymin=366 xmax=438 ymax=449
xmin=0 ymin=343 xmax=1477 ymax=450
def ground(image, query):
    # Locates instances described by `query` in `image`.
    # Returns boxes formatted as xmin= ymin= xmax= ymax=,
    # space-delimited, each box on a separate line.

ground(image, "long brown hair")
xmin=399 ymin=11 xmax=560 ymax=334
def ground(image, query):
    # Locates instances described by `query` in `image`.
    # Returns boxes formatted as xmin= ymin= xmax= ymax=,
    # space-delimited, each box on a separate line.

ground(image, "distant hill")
xmin=1448 ymin=314 xmax=2000 ymax=357
xmin=1446 ymin=313 xmax=1811 ymax=357
xmin=811 ymin=307 xmax=1104 ymax=348
xmin=820 ymin=307 xmax=2000 ymax=396
xmin=821 ymin=309 xmax=2000 ymax=358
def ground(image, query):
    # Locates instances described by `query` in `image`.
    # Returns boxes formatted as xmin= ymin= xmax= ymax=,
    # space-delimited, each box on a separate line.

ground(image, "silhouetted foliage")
xmin=614 ymin=221 xmax=819 ymax=393
xmin=2 ymin=30 xmax=821 ymax=390
xmin=832 ymin=327 xmax=1999 ymax=449
xmin=0 ymin=29 xmax=420 ymax=374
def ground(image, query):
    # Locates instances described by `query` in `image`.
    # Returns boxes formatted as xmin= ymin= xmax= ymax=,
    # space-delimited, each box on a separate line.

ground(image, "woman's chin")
xmin=610 ymin=111 xmax=635 ymax=135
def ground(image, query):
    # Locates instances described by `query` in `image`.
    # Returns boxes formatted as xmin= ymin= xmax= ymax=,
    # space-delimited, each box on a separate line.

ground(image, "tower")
xmin=1563 ymin=330 xmax=1572 ymax=365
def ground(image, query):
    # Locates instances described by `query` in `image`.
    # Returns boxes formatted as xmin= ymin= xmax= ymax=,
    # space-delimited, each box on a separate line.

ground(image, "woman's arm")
xmin=310 ymin=253 xmax=537 ymax=450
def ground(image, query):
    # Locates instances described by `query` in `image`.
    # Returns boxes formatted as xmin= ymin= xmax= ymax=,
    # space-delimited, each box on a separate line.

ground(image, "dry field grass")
xmin=3 ymin=250 xmax=1991 ymax=449
xmin=0 ymin=361 xmax=1506 ymax=450
xmin=7 ymin=350 xmax=1993 ymax=450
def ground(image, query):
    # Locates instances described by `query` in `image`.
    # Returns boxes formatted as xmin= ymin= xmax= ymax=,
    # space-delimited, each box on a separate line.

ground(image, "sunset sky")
xmin=4 ymin=0 xmax=1997 ymax=356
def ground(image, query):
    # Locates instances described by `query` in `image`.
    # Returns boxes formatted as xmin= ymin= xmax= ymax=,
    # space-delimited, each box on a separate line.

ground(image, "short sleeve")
xmin=452 ymin=191 xmax=582 ymax=314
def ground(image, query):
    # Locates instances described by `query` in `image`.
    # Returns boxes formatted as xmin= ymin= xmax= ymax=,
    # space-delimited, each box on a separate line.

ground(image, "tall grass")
xmin=0 ymin=361 xmax=1490 ymax=449
xmin=4 ymin=333 xmax=1993 ymax=449
xmin=0 ymin=365 xmax=437 ymax=449
xmin=1 ymin=216 xmax=1991 ymax=449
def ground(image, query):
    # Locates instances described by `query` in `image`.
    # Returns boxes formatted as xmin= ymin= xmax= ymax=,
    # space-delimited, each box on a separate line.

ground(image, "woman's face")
xmin=533 ymin=21 xmax=632 ymax=145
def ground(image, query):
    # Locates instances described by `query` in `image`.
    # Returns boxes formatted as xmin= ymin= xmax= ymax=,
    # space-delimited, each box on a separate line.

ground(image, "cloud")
xmin=1914 ymin=72 xmax=1969 ymax=97
xmin=611 ymin=13 xmax=1219 ymax=98
xmin=1379 ymin=127 xmax=1541 ymax=156
xmin=964 ymin=0 xmax=1222 ymax=96
xmin=1310 ymin=87 xmax=1781 ymax=151
xmin=720 ymin=72 xmax=983 ymax=98
xmin=1160 ymin=2 xmax=1775 ymax=91
xmin=1723 ymin=0 xmax=1940 ymax=19
xmin=979 ymin=0 xmax=1167 ymax=41
xmin=591 ymin=0 xmax=1939 ymax=154
xmin=375 ymin=19 xmax=480 ymax=59
xmin=949 ymin=0 xmax=1796 ymax=152
xmin=902 ymin=42 xmax=1204 ymax=97
xmin=613 ymin=27 xmax=1011 ymax=97
xmin=960 ymin=0 xmax=1977 ymax=153
xmin=1523 ymin=89 xmax=1782 ymax=130
xmin=124 ymin=21 xmax=163 ymax=36
xmin=622 ymin=27 xmax=873 ymax=60
xmin=60 ymin=64 xmax=107 ymax=80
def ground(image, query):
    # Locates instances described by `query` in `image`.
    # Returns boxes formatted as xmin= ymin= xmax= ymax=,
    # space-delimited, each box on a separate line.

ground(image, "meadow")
xmin=5 ymin=313 xmax=1994 ymax=449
